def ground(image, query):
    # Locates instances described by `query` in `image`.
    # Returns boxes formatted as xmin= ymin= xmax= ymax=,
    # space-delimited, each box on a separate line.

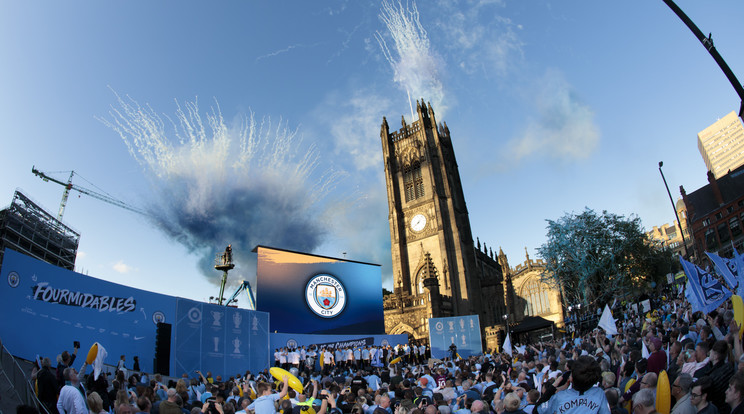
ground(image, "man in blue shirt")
xmin=248 ymin=375 xmax=288 ymax=414
xmin=536 ymin=356 xmax=610 ymax=414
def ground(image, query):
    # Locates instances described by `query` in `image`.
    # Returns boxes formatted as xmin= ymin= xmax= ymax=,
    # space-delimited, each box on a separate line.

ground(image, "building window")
xmin=719 ymin=222 xmax=731 ymax=243
xmin=703 ymin=218 xmax=711 ymax=227
xmin=716 ymin=212 xmax=723 ymax=220
xmin=705 ymin=228 xmax=718 ymax=250
xmin=403 ymin=162 xmax=425 ymax=202
xmin=731 ymin=217 xmax=742 ymax=238
xmin=523 ymin=280 xmax=551 ymax=316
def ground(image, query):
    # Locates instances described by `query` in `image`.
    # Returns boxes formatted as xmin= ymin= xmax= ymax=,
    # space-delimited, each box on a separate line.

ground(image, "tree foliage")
xmin=537 ymin=208 xmax=672 ymax=306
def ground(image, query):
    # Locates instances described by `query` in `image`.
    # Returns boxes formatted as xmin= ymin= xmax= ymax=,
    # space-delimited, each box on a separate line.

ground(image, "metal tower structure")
xmin=214 ymin=244 xmax=235 ymax=305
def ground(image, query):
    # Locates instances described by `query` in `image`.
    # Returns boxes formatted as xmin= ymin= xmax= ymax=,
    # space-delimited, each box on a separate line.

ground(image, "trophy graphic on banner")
xmin=233 ymin=337 xmax=242 ymax=354
xmin=448 ymin=321 xmax=454 ymax=331
xmin=459 ymin=319 xmax=465 ymax=330
xmin=233 ymin=312 xmax=242 ymax=329
xmin=470 ymin=319 xmax=475 ymax=328
xmin=211 ymin=311 xmax=222 ymax=327
xmin=213 ymin=337 xmax=220 ymax=352
xmin=462 ymin=335 xmax=467 ymax=345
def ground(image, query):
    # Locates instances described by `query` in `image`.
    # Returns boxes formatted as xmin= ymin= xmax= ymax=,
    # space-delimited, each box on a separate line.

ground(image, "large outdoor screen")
xmin=254 ymin=246 xmax=385 ymax=334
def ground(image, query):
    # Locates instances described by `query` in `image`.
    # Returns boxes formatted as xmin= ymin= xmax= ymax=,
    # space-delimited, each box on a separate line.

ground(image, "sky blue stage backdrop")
xmin=0 ymin=248 xmax=269 ymax=377
xmin=254 ymin=246 xmax=384 ymax=334
xmin=428 ymin=315 xmax=483 ymax=359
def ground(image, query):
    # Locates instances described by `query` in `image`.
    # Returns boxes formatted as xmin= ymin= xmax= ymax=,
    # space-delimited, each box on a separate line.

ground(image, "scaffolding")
xmin=0 ymin=190 xmax=80 ymax=272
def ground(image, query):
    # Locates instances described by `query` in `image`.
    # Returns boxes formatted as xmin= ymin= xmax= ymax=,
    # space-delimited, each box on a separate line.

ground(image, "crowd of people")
xmin=25 ymin=284 xmax=744 ymax=414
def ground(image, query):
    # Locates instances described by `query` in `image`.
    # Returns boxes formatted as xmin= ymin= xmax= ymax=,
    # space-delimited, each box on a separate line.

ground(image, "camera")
xmin=74 ymin=341 xmax=80 ymax=348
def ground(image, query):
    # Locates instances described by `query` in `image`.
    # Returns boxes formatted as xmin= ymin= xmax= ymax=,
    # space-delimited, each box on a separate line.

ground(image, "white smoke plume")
xmin=376 ymin=0 xmax=446 ymax=118
xmin=99 ymin=90 xmax=343 ymax=285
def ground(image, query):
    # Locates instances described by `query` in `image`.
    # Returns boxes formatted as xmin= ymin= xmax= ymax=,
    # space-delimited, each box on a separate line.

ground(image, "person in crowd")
xmin=37 ymin=357 xmax=59 ymax=414
xmin=247 ymin=375 xmax=289 ymax=414
xmin=57 ymin=366 xmax=89 ymax=414
xmin=727 ymin=372 xmax=744 ymax=414
xmin=631 ymin=389 xmax=656 ymax=414
xmin=86 ymin=392 xmax=108 ymax=414
xmin=535 ymin=355 xmax=610 ymax=414
xmin=690 ymin=377 xmax=718 ymax=414
xmin=670 ymin=373 xmax=696 ymax=414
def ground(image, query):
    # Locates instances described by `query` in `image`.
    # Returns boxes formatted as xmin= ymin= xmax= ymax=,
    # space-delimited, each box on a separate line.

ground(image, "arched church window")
xmin=523 ymin=279 xmax=551 ymax=316
xmin=414 ymin=267 xmax=424 ymax=295
xmin=404 ymin=162 xmax=424 ymax=202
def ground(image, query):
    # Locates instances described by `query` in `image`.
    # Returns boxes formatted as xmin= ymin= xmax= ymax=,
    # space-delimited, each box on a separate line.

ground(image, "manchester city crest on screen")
xmin=306 ymin=274 xmax=346 ymax=317
xmin=255 ymin=245 xmax=385 ymax=334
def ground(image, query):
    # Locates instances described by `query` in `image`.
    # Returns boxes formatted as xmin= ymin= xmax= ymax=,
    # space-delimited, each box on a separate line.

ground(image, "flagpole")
xmin=659 ymin=161 xmax=691 ymax=259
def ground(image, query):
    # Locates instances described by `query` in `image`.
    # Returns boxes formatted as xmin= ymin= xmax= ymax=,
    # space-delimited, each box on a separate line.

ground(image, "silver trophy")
xmin=211 ymin=311 xmax=222 ymax=327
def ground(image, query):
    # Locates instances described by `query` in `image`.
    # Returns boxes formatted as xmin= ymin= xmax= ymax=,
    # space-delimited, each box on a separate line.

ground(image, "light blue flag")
xmin=706 ymin=252 xmax=738 ymax=291
xmin=684 ymin=280 xmax=702 ymax=313
xmin=680 ymin=256 xmax=732 ymax=314
xmin=732 ymin=247 xmax=744 ymax=297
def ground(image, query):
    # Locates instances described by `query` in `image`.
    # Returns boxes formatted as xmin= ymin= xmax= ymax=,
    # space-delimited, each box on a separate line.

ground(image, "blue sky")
xmin=1 ymin=1 xmax=743 ymax=305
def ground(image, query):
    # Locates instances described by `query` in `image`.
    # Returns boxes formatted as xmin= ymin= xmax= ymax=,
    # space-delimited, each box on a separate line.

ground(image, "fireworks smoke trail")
xmin=375 ymin=0 xmax=445 ymax=118
xmin=99 ymin=90 xmax=343 ymax=286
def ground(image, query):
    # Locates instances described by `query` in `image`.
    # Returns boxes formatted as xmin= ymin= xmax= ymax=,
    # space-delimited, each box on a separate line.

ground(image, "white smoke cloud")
xmin=507 ymin=70 xmax=600 ymax=162
xmin=376 ymin=0 xmax=447 ymax=116
xmin=99 ymin=90 xmax=343 ymax=285
xmin=433 ymin=0 xmax=523 ymax=78
xmin=317 ymin=89 xmax=393 ymax=171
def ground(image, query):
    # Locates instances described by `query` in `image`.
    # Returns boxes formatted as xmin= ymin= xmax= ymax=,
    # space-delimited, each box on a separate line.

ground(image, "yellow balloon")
xmin=656 ymin=371 xmax=671 ymax=414
xmin=269 ymin=367 xmax=303 ymax=394
xmin=624 ymin=378 xmax=635 ymax=414
xmin=732 ymin=295 xmax=744 ymax=336
xmin=389 ymin=356 xmax=402 ymax=365
xmin=85 ymin=343 xmax=98 ymax=364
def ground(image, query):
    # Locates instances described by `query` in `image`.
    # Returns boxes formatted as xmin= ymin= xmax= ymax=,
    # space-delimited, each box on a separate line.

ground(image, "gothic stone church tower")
xmin=381 ymin=100 xmax=508 ymax=342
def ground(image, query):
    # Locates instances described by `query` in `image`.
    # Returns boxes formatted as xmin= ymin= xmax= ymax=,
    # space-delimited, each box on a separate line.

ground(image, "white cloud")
xmin=507 ymin=69 xmax=600 ymax=162
xmin=113 ymin=260 xmax=134 ymax=274
xmin=76 ymin=251 xmax=87 ymax=260
xmin=317 ymin=89 xmax=394 ymax=171
xmin=433 ymin=0 xmax=523 ymax=78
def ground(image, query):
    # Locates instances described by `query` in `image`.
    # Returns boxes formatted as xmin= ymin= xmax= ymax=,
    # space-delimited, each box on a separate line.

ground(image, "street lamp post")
xmin=658 ymin=161 xmax=690 ymax=259
xmin=502 ymin=314 xmax=510 ymax=344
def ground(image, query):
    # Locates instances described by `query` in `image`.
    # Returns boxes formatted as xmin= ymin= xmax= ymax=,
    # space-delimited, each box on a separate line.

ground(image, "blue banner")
xmin=706 ymin=252 xmax=738 ymax=291
xmin=680 ymin=256 xmax=732 ymax=314
xmin=173 ymin=300 xmax=270 ymax=379
xmin=428 ymin=315 xmax=482 ymax=359
xmin=0 ymin=249 xmax=269 ymax=378
xmin=270 ymin=332 xmax=407 ymax=351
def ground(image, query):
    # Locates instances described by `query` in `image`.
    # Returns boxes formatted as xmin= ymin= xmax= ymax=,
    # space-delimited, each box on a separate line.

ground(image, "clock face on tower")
xmin=410 ymin=214 xmax=427 ymax=232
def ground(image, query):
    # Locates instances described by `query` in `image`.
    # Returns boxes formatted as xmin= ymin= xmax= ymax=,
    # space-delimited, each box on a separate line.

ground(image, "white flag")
xmin=641 ymin=341 xmax=649 ymax=359
xmin=598 ymin=305 xmax=618 ymax=337
xmin=503 ymin=333 xmax=513 ymax=357
xmin=94 ymin=342 xmax=108 ymax=380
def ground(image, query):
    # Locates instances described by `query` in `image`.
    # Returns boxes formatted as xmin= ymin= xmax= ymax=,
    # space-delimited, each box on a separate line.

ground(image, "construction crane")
xmin=32 ymin=166 xmax=148 ymax=221
xmin=224 ymin=280 xmax=257 ymax=310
